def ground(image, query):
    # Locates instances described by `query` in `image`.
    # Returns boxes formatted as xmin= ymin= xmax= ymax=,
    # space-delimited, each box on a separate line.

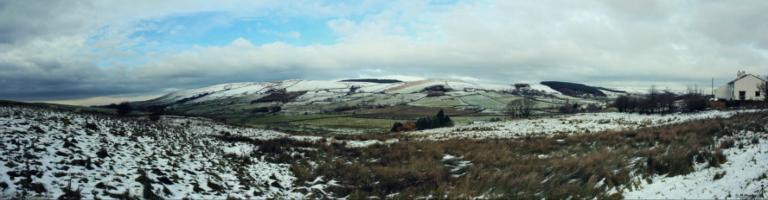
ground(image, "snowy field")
xmin=0 ymin=106 xmax=324 ymax=199
xmin=624 ymin=130 xmax=768 ymax=199
xmin=411 ymin=110 xmax=764 ymax=140
xmin=3 ymin=103 xmax=767 ymax=199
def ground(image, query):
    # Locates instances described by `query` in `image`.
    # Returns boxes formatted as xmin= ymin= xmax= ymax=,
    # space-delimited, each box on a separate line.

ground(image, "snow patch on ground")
xmin=0 ymin=106 xmax=317 ymax=199
xmin=624 ymin=130 xmax=768 ymax=199
xmin=343 ymin=139 xmax=399 ymax=148
xmin=412 ymin=110 xmax=764 ymax=140
xmin=442 ymin=154 xmax=472 ymax=178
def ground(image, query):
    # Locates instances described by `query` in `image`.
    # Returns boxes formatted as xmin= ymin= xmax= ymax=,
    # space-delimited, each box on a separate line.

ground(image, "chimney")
xmin=737 ymin=70 xmax=745 ymax=78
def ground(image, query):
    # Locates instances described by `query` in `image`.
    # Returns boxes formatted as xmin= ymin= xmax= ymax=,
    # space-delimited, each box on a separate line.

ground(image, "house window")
xmin=739 ymin=91 xmax=746 ymax=100
xmin=758 ymin=91 xmax=762 ymax=97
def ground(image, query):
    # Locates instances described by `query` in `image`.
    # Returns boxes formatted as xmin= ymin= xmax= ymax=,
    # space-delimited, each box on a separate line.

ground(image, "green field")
xmin=219 ymin=111 xmax=509 ymax=135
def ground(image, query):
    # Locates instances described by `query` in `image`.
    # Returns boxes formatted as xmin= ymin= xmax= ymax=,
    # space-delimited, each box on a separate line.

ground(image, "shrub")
xmin=614 ymin=95 xmax=632 ymax=112
xmin=682 ymin=93 xmax=708 ymax=112
xmin=585 ymin=104 xmax=602 ymax=112
xmin=148 ymin=106 xmax=165 ymax=121
xmin=391 ymin=121 xmax=417 ymax=132
xmin=114 ymin=102 xmax=133 ymax=116
xmin=59 ymin=181 xmax=83 ymax=200
xmin=559 ymin=103 xmax=579 ymax=114
xmin=719 ymin=139 xmax=735 ymax=149
xmin=708 ymin=151 xmax=727 ymax=168
xmin=713 ymin=171 xmax=726 ymax=180
xmin=646 ymin=148 xmax=695 ymax=176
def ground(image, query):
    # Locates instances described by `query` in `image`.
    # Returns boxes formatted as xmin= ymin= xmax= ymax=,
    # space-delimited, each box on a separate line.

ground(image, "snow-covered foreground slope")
xmin=0 ymin=106 xmax=322 ymax=199
xmin=412 ymin=110 xmax=764 ymax=140
xmin=624 ymin=130 xmax=768 ymax=199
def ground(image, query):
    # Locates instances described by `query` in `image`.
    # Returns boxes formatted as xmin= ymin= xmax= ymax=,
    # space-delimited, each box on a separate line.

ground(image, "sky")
xmin=1 ymin=0 xmax=767 ymax=102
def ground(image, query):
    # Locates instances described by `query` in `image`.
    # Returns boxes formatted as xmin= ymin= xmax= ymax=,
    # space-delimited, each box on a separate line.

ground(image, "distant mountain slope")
xmin=340 ymin=78 xmax=403 ymax=83
xmin=540 ymin=81 xmax=628 ymax=97
xmin=131 ymin=79 xmax=610 ymax=121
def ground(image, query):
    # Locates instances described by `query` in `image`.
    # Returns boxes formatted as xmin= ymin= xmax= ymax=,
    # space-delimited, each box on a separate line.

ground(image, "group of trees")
xmin=391 ymin=110 xmax=454 ymax=132
xmin=104 ymin=102 xmax=165 ymax=121
xmin=615 ymin=87 xmax=708 ymax=114
xmin=104 ymin=102 xmax=133 ymax=116
xmin=415 ymin=110 xmax=454 ymax=130
xmin=506 ymin=98 xmax=534 ymax=117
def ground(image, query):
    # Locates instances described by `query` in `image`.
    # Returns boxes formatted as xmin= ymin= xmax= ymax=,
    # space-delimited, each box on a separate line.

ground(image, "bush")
xmin=708 ymin=151 xmax=727 ymax=168
xmin=719 ymin=139 xmax=735 ymax=149
xmin=148 ymin=106 xmax=165 ymax=121
xmin=614 ymin=96 xmax=631 ymax=112
xmin=682 ymin=94 xmax=708 ymax=112
xmin=713 ymin=171 xmax=726 ymax=180
xmin=558 ymin=103 xmax=579 ymax=114
xmin=114 ymin=102 xmax=133 ymax=116
xmin=646 ymin=148 xmax=695 ymax=176
xmin=391 ymin=121 xmax=416 ymax=132
xmin=585 ymin=104 xmax=602 ymax=112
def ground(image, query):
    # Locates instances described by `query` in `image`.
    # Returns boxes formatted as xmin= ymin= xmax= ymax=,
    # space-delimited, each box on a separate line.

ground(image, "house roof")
xmin=728 ymin=74 xmax=766 ymax=84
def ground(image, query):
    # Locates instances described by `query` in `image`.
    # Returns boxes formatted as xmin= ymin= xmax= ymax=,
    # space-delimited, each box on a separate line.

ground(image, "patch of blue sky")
xmin=428 ymin=0 xmax=460 ymax=6
xmin=129 ymin=12 xmax=337 ymax=49
xmin=87 ymin=1 xmax=463 ymax=68
xmin=88 ymin=11 xmax=341 ymax=68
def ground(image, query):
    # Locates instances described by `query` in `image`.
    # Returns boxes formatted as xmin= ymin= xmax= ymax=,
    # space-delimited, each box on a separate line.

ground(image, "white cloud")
xmin=1 ymin=0 xmax=767 ymax=99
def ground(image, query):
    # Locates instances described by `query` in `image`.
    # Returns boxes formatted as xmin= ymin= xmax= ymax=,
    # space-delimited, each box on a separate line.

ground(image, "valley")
xmin=2 ymin=88 xmax=768 ymax=198
xmin=131 ymin=79 xmax=613 ymax=134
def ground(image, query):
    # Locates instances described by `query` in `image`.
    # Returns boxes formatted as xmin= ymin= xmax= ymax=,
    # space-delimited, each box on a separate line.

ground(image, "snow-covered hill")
xmin=146 ymin=79 xmax=521 ymax=104
xmin=134 ymin=79 xmax=613 ymax=118
xmin=0 ymin=105 xmax=325 ymax=199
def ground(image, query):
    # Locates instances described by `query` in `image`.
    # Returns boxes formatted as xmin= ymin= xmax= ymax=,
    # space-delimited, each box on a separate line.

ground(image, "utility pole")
xmin=711 ymin=78 xmax=714 ymax=97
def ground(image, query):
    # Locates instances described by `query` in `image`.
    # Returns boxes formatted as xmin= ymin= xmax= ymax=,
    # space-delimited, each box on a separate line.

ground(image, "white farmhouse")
xmin=714 ymin=71 xmax=766 ymax=101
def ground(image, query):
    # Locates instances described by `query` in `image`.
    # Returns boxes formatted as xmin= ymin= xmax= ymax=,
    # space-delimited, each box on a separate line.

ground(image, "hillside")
xmin=539 ymin=81 xmax=633 ymax=98
xmin=3 ymin=103 xmax=768 ymax=199
xmin=129 ymin=79 xmax=614 ymax=133
xmin=0 ymin=104 xmax=314 ymax=199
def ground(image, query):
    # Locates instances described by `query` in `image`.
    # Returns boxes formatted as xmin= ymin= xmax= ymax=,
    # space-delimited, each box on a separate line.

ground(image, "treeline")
xmin=540 ymin=81 xmax=606 ymax=97
xmin=102 ymin=102 xmax=165 ymax=121
xmin=615 ymin=87 xmax=708 ymax=114
xmin=103 ymin=102 xmax=133 ymax=116
xmin=391 ymin=110 xmax=454 ymax=132
xmin=340 ymin=78 xmax=403 ymax=83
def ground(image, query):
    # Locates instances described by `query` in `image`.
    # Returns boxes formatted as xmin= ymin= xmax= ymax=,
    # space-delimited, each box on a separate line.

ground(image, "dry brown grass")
xmin=286 ymin=111 xmax=768 ymax=199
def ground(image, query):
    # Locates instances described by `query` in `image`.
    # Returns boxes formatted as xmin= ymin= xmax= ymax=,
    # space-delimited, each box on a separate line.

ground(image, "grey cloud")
xmin=1 ymin=0 xmax=768 ymax=100
xmin=0 ymin=1 xmax=98 ymax=44
xmin=689 ymin=1 xmax=768 ymax=48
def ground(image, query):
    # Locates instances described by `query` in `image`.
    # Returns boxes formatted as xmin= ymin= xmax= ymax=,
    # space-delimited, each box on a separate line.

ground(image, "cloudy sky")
xmin=1 ymin=0 xmax=767 ymax=101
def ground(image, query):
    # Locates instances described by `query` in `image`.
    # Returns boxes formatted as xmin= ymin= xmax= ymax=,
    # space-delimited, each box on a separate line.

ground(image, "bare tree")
xmin=759 ymin=77 xmax=768 ymax=105
xmin=506 ymin=97 xmax=533 ymax=117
